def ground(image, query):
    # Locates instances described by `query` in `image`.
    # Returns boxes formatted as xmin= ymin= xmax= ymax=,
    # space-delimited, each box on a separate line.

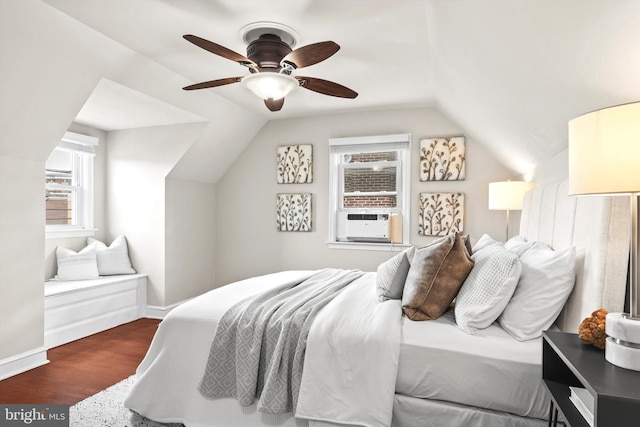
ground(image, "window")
xmin=45 ymin=131 xmax=98 ymax=238
xmin=328 ymin=133 xmax=411 ymax=249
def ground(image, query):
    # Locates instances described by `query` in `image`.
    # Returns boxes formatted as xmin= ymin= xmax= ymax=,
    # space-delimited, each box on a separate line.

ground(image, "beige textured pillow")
xmin=402 ymin=233 xmax=474 ymax=321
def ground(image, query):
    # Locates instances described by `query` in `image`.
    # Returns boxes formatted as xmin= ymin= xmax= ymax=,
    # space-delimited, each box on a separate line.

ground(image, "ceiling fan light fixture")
xmin=241 ymin=73 xmax=299 ymax=100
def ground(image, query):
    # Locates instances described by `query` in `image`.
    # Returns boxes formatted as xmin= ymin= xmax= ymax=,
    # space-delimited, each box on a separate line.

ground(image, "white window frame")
xmin=327 ymin=133 xmax=411 ymax=251
xmin=45 ymin=131 xmax=98 ymax=239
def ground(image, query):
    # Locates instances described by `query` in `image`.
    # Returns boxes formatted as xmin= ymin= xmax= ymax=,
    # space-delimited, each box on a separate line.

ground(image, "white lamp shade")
xmin=488 ymin=181 xmax=534 ymax=210
xmin=241 ymin=73 xmax=299 ymax=100
xmin=569 ymin=102 xmax=640 ymax=195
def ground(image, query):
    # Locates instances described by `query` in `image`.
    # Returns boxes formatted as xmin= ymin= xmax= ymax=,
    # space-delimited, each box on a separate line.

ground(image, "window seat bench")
xmin=44 ymin=274 xmax=147 ymax=349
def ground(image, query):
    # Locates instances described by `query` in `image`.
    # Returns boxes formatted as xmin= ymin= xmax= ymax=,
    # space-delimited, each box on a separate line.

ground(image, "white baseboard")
xmin=0 ymin=347 xmax=49 ymax=381
xmin=145 ymin=298 xmax=190 ymax=319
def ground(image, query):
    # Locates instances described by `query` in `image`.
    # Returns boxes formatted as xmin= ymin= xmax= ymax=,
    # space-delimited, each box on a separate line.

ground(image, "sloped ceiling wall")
xmin=426 ymin=0 xmax=640 ymax=173
xmin=39 ymin=0 xmax=640 ymax=180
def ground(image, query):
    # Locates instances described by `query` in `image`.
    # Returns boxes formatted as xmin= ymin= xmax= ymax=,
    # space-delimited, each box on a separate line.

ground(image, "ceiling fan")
xmin=182 ymin=23 xmax=358 ymax=112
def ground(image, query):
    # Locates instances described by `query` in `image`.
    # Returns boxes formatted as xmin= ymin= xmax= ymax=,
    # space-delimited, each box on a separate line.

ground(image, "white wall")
xmin=165 ymin=178 xmax=216 ymax=306
xmin=0 ymin=0 xmax=111 ymax=359
xmin=527 ymin=148 xmax=569 ymax=185
xmin=215 ymin=107 xmax=520 ymax=286
xmin=0 ymin=156 xmax=45 ymax=359
xmin=107 ymin=123 xmax=206 ymax=307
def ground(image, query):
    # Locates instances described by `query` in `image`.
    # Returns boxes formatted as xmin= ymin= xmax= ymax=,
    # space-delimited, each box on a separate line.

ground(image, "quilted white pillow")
xmin=499 ymin=243 xmax=576 ymax=341
xmin=55 ymin=243 xmax=99 ymax=280
xmin=455 ymin=243 xmax=522 ymax=334
xmin=87 ymin=235 xmax=136 ymax=275
xmin=376 ymin=246 xmax=415 ymax=301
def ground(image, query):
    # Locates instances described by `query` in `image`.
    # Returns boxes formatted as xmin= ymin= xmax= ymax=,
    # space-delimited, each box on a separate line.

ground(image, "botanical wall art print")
xmin=418 ymin=192 xmax=465 ymax=236
xmin=419 ymin=136 xmax=466 ymax=181
xmin=277 ymin=144 xmax=313 ymax=184
xmin=276 ymin=193 xmax=312 ymax=232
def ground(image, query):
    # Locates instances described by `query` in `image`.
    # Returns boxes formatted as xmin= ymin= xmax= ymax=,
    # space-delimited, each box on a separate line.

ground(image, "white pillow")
xmin=87 ymin=235 xmax=136 ymax=275
xmin=472 ymin=233 xmax=498 ymax=253
xmin=504 ymin=235 xmax=535 ymax=256
xmin=455 ymin=243 xmax=522 ymax=334
xmin=55 ymin=243 xmax=99 ymax=280
xmin=376 ymin=246 xmax=415 ymax=301
xmin=499 ymin=243 xmax=576 ymax=340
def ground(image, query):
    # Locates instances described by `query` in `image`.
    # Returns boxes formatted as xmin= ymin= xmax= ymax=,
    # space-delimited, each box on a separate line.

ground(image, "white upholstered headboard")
xmin=519 ymin=179 xmax=630 ymax=333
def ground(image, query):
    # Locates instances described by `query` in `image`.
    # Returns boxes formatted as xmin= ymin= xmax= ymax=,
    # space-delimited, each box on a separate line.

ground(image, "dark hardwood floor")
xmin=0 ymin=318 xmax=160 ymax=405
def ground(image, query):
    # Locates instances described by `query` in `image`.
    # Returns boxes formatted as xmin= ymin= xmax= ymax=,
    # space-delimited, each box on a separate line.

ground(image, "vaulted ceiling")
xmin=41 ymin=0 xmax=640 ymax=174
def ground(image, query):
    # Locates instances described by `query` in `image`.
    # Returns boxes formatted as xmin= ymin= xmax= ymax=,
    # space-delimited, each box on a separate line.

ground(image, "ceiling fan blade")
xmin=264 ymin=98 xmax=285 ymax=112
xmin=183 ymin=34 xmax=256 ymax=67
xmin=182 ymin=77 xmax=242 ymax=91
xmin=281 ymin=41 xmax=340 ymax=69
xmin=296 ymin=76 xmax=358 ymax=98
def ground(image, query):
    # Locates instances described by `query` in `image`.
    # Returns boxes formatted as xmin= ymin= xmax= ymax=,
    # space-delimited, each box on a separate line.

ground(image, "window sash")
xmin=339 ymin=159 xmax=401 ymax=210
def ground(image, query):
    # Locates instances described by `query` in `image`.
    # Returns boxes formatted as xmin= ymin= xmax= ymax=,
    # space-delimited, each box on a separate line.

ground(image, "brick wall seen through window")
xmin=343 ymin=151 xmax=397 ymax=209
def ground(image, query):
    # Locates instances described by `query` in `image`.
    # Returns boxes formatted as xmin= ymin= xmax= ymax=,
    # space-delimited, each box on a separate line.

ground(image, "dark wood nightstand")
xmin=542 ymin=331 xmax=640 ymax=427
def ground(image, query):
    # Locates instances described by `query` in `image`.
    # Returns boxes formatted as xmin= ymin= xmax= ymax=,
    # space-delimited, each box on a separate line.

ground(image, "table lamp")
xmin=568 ymin=101 xmax=640 ymax=371
xmin=488 ymin=180 xmax=534 ymax=241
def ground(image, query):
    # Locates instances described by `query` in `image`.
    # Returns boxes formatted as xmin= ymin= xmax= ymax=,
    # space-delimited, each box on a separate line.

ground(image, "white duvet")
xmin=296 ymin=272 xmax=402 ymax=426
xmin=124 ymin=270 xmax=401 ymax=427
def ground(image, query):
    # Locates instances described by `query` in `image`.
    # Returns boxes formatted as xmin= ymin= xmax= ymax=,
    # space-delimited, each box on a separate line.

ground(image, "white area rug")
xmin=70 ymin=375 xmax=183 ymax=427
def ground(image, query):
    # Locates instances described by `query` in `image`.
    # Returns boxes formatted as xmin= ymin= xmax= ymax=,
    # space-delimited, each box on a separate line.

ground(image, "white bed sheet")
xmin=396 ymin=310 xmax=549 ymax=420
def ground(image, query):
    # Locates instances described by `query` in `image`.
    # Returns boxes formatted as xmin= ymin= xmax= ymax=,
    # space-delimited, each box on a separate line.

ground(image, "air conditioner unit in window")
xmin=336 ymin=212 xmax=390 ymax=242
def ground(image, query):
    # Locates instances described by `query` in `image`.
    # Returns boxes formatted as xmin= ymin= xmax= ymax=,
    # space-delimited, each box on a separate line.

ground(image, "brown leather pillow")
xmin=402 ymin=232 xmax=474 ymax=321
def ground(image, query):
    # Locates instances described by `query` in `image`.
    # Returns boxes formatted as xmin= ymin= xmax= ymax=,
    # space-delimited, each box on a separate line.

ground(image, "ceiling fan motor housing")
xmin=246 ymin=34 xmax=292 ymax=72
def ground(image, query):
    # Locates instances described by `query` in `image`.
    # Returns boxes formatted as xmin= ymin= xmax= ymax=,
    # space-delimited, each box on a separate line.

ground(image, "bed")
xmin=125 ymin=179 xmax=629 ymax=427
